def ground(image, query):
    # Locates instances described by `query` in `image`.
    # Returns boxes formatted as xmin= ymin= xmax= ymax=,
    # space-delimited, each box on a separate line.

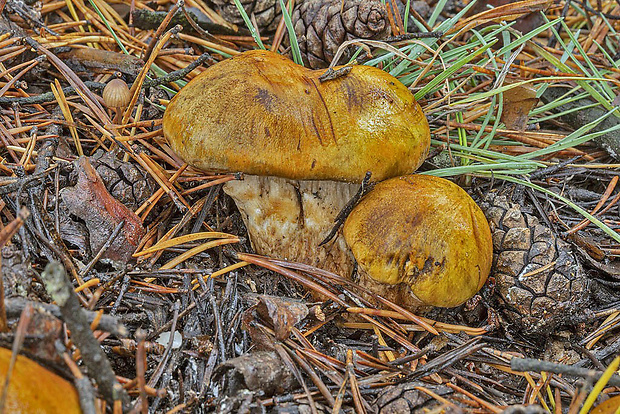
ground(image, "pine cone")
xmin=290 ymin=0 xmax=392 ymax=68
xmin=89 ymin=149 xmax=155 ymax=211
xmin=480 ymin=193 xmax=590 ymax=335
xmin=211 ymin=0 xmax=283 ymax=32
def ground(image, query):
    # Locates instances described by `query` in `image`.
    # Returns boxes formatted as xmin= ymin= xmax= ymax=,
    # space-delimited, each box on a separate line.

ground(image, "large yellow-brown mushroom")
xmin=163 ymin=50 xmax=430 ymax=276
xmin=343 ymin=175 xmax=493 ymax=310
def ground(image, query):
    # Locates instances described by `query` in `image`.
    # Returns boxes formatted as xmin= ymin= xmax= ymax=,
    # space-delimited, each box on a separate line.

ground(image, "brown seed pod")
xmin=480 ymin=192 xmax=590 ymax=334
xmin=343 ymin=175 xmax=493 ymax=310
xmin=290 ymin=0 xmax=392 ymax=68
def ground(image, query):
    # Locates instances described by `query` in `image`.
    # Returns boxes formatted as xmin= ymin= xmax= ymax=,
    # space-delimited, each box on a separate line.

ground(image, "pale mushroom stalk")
xmin=224 ymin=176 xmax=359 ymax=276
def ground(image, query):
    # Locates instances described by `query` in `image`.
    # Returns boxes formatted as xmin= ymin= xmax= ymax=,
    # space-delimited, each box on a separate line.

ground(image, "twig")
xmin=142 ymin=52 xmax=214 ymax=88
xmin=0 ymin=82 xmax=105 ymax=105
xmin=57 ymin=341 xmax=97 ymax=414
xmin=511 ymin=358 xmax=620 ymax=386
xmin=40 ymin=262 xmax=130 ymax=409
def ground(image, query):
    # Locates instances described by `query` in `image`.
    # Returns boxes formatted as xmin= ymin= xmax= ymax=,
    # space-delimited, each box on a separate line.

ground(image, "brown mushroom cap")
xmin=103 ymin=78 xmax=131 ymax=109
xmin=343 ymin=175 xmax=493 ymax=308
xmin=0 ymin=347 xmax=82 ymax=413
xmin=163 ymin=50 xmax=430 ymax=182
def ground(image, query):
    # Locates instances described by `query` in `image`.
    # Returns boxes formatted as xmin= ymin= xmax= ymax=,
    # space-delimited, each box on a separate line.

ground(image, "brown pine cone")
xmin=89 ymin=149 xmax=155 ymax=211
xmin=480 ymin=193 xmax=591 ymax=335
xmin=210 ymin=0 xmax=283 ymax=32
xmin=290 ymin=0 xmax=392 ymax=68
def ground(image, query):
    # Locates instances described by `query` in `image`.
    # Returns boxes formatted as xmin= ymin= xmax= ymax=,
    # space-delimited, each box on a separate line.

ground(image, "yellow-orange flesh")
xmin=343 ymin=175 xmax=493 ymax=309
xmin=0 ymin=347 xmax=82 ymax=414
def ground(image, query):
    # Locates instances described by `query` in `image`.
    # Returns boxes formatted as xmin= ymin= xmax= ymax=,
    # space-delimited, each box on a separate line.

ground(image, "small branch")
xmin=511 ymin=357 xmax=620 ymax=386
xmin=143 ymin=52 xmax=214 ymax=88
xmin=40 ymin=262 xmax=130 ymax=409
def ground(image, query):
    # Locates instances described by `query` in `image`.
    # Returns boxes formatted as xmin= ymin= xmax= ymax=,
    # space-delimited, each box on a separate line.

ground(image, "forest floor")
xmin=0 ymin=0 xmax=619 ymax=412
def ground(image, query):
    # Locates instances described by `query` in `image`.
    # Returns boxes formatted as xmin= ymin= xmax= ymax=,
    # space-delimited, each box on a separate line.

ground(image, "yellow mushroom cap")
xmin=163 ymin=50 xmax=430 ymax=182
xmin=343 ymin=175 xmax=493 ymax=308
xmin=0 ymin=347 xmax=82 ymax=413
xmin=592 ymin=395 xmax=620 ymax=414
xmin=102 ymin=78 xmax=131 ymax=109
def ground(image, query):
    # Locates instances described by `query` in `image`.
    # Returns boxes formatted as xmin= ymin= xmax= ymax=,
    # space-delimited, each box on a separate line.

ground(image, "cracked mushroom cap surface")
xmin=343 ymin=175 xmax=493 ymax=308
xmin=163 ymin=50 xmax=430 ymax=182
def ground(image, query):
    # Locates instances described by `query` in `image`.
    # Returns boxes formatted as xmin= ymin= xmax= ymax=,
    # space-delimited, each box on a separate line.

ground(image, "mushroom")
xmin=102 ymin=78 xmax=131 ymax=125
xmin=163 ymin=50 xmax=430 ymax=276
xmin=343 ymin=175 xmax=493 ymax=310
xmin=0 ymin=347 xmax=82 ymax=413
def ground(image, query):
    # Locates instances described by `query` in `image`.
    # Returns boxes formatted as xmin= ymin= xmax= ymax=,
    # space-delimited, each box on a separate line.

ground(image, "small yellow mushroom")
xmin=102 ymin=78 xmax=131 ymax=125
xmin=343 ymin=175 xmax=493 ymax=310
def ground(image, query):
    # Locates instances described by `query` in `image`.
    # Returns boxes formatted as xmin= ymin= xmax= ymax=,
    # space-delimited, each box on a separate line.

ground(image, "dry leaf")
xmin=255 ymin=295 xmax=309 ymax=341
xmin=61 ymin=157 xmax=145 ymax=267
xmin=501 ymin=83 xmax=538 ymax=131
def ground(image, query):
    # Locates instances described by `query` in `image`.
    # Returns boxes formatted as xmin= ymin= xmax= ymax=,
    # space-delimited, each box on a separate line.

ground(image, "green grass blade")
xmin=232 ymin=0 xmax=266 ymax=49
xmin=278 ymin=0 xmax=303 ymax=65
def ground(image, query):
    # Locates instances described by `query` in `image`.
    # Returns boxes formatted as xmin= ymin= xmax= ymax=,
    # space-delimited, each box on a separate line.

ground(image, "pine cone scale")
xmin=480 ymin=193 xmax=590 ymax=334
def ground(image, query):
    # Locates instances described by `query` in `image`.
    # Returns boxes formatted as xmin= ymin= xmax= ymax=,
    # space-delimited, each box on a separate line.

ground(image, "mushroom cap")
xmin=163 ymin=50 xmax=430 ymax=182
xmin=343 ymin=175 xmax=493 ymax=308
xmin=0 ymin=347 xmax=82 ymax=413
xmin=103 ymin=78 xmax=131 ymax=108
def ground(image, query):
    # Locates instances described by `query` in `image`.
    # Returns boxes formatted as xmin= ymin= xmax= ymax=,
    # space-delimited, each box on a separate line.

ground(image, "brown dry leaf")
xmin=255 ymin=295 xmax=309 ymax=341
xmin=451 ymin=0 xmax=552 ymax=33
xmin=61 ymin=157 xmax=146 ymax=267
xmin=465 ymin=0 xmax=546 ymax=34
xmin=501 ymin=83 xmax=538 ymax=131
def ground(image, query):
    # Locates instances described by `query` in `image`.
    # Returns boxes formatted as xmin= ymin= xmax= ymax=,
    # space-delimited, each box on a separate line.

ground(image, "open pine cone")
xmin=90 ymin=149 xmax=155 ymax=211
xmin=210 ymin=0 xmax=283 ymax=32
xmin=210 ymin=0 xmax=392 ymax=68
xmin=290 ymin=0 xmax=391 ymax=68
xmin=480 ymin=193 xmax=590 ymax=335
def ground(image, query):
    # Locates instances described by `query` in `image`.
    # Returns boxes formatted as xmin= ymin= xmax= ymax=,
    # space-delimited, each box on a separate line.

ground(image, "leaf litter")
xmin=0 ymin=0 xmax=618 ymax=412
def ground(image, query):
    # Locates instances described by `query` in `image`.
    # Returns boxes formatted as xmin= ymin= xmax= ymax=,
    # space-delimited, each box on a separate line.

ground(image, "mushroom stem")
xmin=224 ymin=175 xmax=359 ymax=277
xmin=113 ymin=107 xmax=122 ymax=125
